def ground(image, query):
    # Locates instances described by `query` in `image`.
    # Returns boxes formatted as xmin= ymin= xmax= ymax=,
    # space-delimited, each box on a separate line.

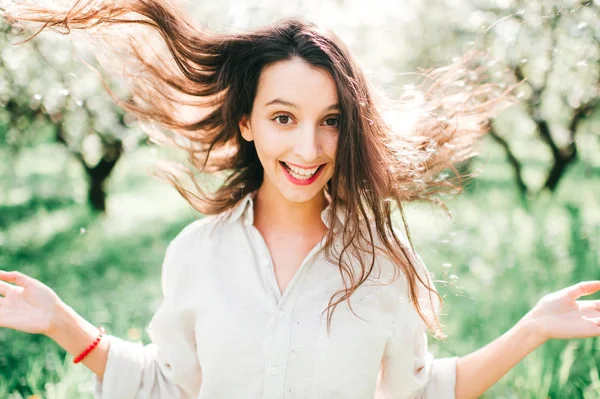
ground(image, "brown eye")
xmin=273 ymin=115 xmax=292 ymax=125
xmin=324 ymin=117 xmax=339 ymax=127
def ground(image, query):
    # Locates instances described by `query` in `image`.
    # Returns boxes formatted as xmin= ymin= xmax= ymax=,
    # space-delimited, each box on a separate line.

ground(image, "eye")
xmin=272 ymin=114 xmax=294 ymax=126
xmin=323 ymin=116 xmax=340 ymax=128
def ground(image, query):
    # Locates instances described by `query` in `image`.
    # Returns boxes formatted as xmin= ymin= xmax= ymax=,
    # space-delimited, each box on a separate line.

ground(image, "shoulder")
xmin=364 ymin=223 xmax=420 ymax=279
xmin=374 ymin=223 xmax=441 ymax=312
xmin=160 ymin=213 xmax=230 ymax=293
xmin=166 ymin=212 xmax=232 ymax=253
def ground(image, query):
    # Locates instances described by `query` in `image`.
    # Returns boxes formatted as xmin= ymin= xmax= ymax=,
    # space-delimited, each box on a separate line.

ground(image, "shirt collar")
xmin=226 ymin=190 xmax=345 ymax=231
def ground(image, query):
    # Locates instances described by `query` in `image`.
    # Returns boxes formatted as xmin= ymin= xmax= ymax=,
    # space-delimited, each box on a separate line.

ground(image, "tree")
xmin=479 ymin=1 xmax=599 ymax=199
xmin=383 ymin=0 xmax=599 ymax=201
xmin=0 ymin=20 xmax=147 ymax=212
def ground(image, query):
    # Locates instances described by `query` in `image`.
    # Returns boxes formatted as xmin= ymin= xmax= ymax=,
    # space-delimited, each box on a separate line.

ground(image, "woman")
xmin=1 ymin=1 xmax=599 ymax=398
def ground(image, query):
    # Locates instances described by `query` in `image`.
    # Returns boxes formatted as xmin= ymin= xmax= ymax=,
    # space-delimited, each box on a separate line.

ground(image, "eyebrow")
xmin=264 ymin=98 xmax=340 ymax=112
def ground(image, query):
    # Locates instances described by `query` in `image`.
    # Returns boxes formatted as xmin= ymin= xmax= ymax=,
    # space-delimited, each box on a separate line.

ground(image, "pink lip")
xmin=279 ymin=161 xmax=326 ymax=186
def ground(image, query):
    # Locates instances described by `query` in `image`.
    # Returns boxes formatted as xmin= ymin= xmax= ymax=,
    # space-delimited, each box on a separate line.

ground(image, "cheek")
xmin=252 ymin=125 xmax=286 ymax=160
xmin=322 ymin=133 xmax=339 ymax=161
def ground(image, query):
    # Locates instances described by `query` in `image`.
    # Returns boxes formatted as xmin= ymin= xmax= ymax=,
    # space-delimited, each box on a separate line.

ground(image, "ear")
xmin=238 ymin=115 xmax=254 ymax=142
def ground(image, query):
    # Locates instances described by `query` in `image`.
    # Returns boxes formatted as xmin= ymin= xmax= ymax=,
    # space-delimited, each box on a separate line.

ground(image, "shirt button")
xmin=262 ymin=258 xmax=270 ymax=267
xmin=270 ymin=366 xmax=279 ymax=375
xmin=277 ymin=310 xmax=285 ymax=319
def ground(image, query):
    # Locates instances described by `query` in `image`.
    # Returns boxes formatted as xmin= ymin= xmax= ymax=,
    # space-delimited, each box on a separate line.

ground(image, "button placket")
xmin=262 ymin=302 xmax=295 ymax=397
xmin=249 ymin=221 xmax=324 ymax=398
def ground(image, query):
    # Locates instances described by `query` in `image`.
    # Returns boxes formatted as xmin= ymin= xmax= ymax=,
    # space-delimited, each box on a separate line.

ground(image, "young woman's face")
xmin=239 ymin=57 xmax=340 ymax=204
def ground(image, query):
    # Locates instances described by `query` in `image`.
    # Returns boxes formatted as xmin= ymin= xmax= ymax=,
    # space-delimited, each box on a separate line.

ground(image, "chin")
xmin=280 ymin=185 xmax=326 ymax=203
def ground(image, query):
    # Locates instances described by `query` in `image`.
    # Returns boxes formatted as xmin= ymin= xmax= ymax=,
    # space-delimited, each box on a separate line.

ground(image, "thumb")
xmin=0 ymin=271 xmax=36 ymax=289
xmin=563 ymin=280 xmax=600 ymax=301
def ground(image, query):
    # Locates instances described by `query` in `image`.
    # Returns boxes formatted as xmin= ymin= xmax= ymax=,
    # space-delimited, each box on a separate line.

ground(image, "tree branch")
xmin=488 ymin=123 xmax=529 ymax=199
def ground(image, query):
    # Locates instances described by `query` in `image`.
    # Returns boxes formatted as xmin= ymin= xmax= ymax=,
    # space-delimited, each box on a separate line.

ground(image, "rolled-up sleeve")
xmin=92 ymin=228 xmax=203 ymax=398
xmin=377 ymin=298 xmax=459 ymax=399
xmin=378 ymin=229 xmax=459 ymax=398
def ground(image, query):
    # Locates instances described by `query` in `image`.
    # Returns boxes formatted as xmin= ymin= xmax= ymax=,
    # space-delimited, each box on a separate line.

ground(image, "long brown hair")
xmin=3 ymin=0 xmax=520 ymax=339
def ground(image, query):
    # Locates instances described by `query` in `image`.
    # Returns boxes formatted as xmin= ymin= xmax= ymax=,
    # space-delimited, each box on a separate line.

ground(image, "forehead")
xmin=255 ymin=57 xmax=339 ymax=109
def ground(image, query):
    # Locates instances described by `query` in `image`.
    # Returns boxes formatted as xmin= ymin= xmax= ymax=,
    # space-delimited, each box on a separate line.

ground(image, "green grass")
xmin=1 ymin=140 xmax=599 ymax=398
xmin=410 ymin=149 xmax=600 ymax=399
xmin=0 ymin=144 xmax=200 ymax=398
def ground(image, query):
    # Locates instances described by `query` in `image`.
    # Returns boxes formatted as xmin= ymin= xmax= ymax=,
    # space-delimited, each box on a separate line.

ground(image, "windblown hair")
xmin=3 ymin=0 xmax=519 ymax=339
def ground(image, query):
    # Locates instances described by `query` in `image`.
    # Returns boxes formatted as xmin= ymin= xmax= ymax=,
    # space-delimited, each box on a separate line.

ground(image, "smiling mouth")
xmin=279 ymin=161 xmax=326 ymax=181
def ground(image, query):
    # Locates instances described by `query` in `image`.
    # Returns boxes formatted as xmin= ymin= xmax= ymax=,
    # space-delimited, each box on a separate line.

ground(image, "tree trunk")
xmin=543 ymin=148 xmax=577 ymax=192
xmin=88 ymin=178 xmax=107 ymax=212
xmin=84 ymin=140 xmax=123 ymax=213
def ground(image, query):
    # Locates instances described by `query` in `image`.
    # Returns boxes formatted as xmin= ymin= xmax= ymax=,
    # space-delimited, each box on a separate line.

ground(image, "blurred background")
xmin=0 ymin=0 xmax=599 ymax=398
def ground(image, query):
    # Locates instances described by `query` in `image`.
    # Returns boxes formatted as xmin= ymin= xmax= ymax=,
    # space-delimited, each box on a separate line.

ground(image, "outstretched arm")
xmin=48 ymin=296 xmax=112 ymax=380
xmin=455 ymin=280 xmax=600 ymax=399
xmin=0 ymin=229 xmax=204 ymax=399
xmin=455 ymin=317 xmax=542 ymax=399
xmin=0 ymin=270 xmax=110 ymax=379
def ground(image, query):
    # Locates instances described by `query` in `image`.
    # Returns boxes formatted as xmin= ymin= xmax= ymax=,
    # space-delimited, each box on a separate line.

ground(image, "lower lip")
xmin=280 ymin=162 xmax=326 ymax=186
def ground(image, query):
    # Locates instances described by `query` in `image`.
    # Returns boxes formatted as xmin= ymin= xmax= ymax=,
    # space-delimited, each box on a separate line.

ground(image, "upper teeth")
xmin=284 ymin=162 xmax=320 ymax=176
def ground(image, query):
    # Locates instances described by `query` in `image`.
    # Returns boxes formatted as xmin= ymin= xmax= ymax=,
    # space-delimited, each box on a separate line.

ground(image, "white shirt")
xmin=93 ymin=191 xmax=459 ymax=399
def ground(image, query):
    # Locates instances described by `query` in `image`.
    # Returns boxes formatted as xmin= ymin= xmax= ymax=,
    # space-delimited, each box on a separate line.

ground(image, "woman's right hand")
xmin=0 ymin=270 xmax=63 ymax=336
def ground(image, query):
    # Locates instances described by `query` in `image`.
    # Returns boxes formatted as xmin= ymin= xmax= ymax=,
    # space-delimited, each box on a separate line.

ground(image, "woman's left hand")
xmin=523 ymin=280 xmax=600 ymax=342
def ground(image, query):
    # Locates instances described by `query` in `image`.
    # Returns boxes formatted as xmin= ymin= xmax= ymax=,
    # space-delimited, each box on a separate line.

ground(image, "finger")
xmin=0 ymin=280 xmax=19 ymax=296
xmin=564 ymin=281 xmax=600 ymax=300
xmin=583 ymin=317 xmax=600 ymax=337
xmin=0 ymin=271 xmax=35 ymax=288
xmin=578 ymin=300 xmax=600 ymax=312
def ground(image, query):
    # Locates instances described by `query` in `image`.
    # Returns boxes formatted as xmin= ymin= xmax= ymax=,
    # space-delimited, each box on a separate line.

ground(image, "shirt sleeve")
xmin=377 ymin=230 xmax=459 ymax=399
xmin=92 ymin=226 xmax=203 ymax=399
xmin=377 ymin=302 xmax=459 ymax=399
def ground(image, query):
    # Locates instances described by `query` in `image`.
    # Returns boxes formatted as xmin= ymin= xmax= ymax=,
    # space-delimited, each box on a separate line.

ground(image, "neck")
xmin=253 ymin=184 xmax=328 ymax=233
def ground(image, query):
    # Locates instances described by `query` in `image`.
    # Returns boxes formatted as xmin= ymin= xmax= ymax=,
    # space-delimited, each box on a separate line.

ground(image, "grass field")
xmin=0 ymin=138 xmax=599 ymax=398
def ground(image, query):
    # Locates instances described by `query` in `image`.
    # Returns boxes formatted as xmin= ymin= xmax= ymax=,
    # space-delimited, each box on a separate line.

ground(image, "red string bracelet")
xmin=73 ymin=326 xmax=106 ymax=364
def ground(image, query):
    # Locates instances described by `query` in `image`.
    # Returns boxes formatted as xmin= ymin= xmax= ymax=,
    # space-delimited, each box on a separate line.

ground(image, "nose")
xmin=293 ymin=125 xmax=321 ymax=163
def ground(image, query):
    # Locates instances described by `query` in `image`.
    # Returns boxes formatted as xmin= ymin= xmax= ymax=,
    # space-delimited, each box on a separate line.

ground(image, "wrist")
xmin=516 ymin=313 xmax=549 ymax=348
xmin=46 ymin=300 xmax=77 ymax=341
xmin=45 ymin=300 xmax=110 ymax=378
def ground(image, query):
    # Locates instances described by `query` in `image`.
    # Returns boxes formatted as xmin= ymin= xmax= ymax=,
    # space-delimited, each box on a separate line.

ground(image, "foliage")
xmin=479 ymin=1 xmax=600 ymax=199
xmin=0 ymin=0 xmax=599 ymax=398
xmin=1 ymin=139 xmax=599 ymax=398
xmin=0 ymin=19 xmax=147 ymax=212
